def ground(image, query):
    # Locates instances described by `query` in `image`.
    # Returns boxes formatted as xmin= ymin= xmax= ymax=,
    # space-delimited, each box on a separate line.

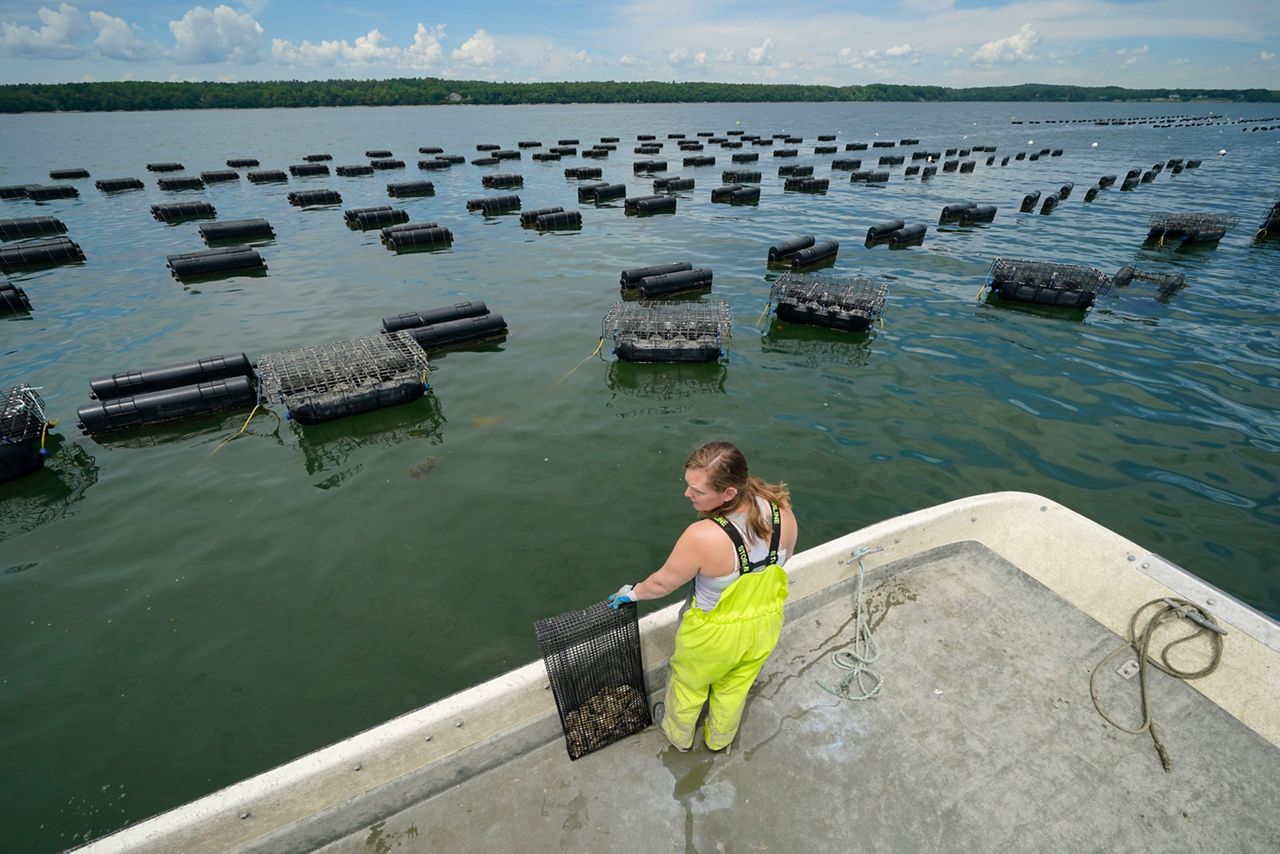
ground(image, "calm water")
xmin=1 ymin=101 xmax=1278 ymax=850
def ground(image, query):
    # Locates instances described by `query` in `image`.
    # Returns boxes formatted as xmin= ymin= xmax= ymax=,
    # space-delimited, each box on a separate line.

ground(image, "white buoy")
xmin=1219 ymin=148 xmax=1227 ymax=156
xmin=1028 ymin=140 xmax=1034 ymax=145
xmin=1091 ymin=142 xmax=1099 ymax=148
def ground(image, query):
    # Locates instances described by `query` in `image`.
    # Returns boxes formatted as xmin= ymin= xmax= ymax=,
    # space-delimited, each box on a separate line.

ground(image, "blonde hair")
xmin=685 ymin=441 xmax=790 ymax=541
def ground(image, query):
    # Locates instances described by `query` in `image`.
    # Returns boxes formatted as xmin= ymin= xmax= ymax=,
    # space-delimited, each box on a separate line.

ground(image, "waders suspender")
xmin=712 ymin=502 xmax=782 ymax=574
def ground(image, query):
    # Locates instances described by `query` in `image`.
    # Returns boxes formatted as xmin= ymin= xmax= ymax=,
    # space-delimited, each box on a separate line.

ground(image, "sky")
xmin=0 ymin=0 xmax=1276 ymax=89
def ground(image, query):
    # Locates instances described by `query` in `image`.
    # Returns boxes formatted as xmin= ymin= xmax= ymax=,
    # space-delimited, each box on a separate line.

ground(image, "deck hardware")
xmin=1117 ymin=659 xmax=1140 ymax=679
xmin=1161 ymin=598 xmax=1227 ymax=636
xmin=840 ymin=545 xmax=884 ymax=565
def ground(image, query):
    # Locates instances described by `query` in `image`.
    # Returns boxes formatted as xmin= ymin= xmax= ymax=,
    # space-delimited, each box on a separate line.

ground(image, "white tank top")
xmin=693 ymin=497 xmax=788 ymax=612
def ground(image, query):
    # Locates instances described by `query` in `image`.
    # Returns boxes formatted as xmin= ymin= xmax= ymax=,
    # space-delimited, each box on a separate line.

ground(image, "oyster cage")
xmin=770 ymin=272 xmax=888 ymax=333
xmin=1113 ymin=265 xmax=1187 ymax=298
xmin=1 ymin=385 xmax=48 ymax=444
xmin=534 ymin=601 xmax=651 ymax=761
xmin=986 ymin=258 xmax=1112 ymax=311
xmin=1261 ymin=199 xmax=1280 ymax=233
xmin=1147 ymin=213 xmax=1239 ymax=241
xmin=255 ymin=331 xmax=431 ymax=425
xmin=603 ymin=299 xmax=732 ymax=363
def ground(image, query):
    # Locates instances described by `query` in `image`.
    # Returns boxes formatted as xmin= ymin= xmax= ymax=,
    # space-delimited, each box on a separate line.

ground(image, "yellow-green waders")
xmin=661 ymin=503 xmax=787 ymax=751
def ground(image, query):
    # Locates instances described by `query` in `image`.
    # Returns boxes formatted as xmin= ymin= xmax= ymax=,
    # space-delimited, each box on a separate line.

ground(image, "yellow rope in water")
xmin=975 ymin=283 xmax=987 ymax=301
xmin=550 ymin=338 xmax=605 ymax=390
xmin=236 ymin=404 xmax=261 ymax=435
xmin=204 ymin=404 xmax=267 ymax=461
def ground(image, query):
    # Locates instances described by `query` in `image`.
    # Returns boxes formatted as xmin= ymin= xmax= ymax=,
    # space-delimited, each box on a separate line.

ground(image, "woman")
xmin=608 ymin=441 xmax=798 ymax=753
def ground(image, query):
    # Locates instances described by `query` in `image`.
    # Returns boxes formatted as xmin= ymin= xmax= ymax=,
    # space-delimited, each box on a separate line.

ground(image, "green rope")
xmin=818 ymin=546 xmax=883 ymax=701
xmin=1089 ymin=596 xmax=1226 ymax=772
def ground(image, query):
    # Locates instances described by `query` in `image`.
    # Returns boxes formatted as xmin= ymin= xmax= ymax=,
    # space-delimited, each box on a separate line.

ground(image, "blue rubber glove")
xmin=607 ymin=584 xmax=636 ymax=609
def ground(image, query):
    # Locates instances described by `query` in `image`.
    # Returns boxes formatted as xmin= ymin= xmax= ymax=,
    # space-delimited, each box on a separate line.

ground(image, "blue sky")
xmin=0 ymin=0 xmax=1276 ymax=88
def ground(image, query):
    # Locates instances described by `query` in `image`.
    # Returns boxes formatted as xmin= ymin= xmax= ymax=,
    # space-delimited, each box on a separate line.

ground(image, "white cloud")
xmin=747 ymin=37 xmax=774 ymax=65
xmin=168 ymin=5 xmax=263 ymax=64
xmin=451 ymin=29 xmax=498 ymax=66
xmin=405 ymin=23 xmax=444 ymax=68
xmin=89 ymin=11 xmax=150 ymax=61
xmin=0 ymin=3 xmax=85 ymax=59
xmin=884 ymin=43 xmax=913 ymax=57
xmin=1261 ymin=51 xmax=1276 ymax=62
xmin=667 ymin=47 xmax=688 ymax=65
xmin=838 ymin=47 xmax=869 ymax=70
xmin=272 ymin=29 xmax=396 ymax=66
xmin=715 ymin=48 xmax=734 ymax=63
xmin=1116 ymin=44 xmax=1148 ymax=56
xmin=1170 ymin=57 xmax=1190 ymax=65
xmin=271 ymin=37 xmax=339 ymax=66
xmin=346 ymin=29 xmax=397 ymax=63
xmin=619 ymin=53 xmax=636 ymax=65
xmin=970 ymin=24 xmax=1039 ymax=64
xmin=694 ymin=51 xmax=706 ymax=65
xmin=272 ymin=22 xmax=444 ymax=68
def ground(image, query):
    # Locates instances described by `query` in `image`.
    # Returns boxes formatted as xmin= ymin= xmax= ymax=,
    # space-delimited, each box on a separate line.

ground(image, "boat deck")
xmin=311 ymin=541 xmax=1280 ymax=853
xmin=82 ymin=494 xmax=1280 ymax=853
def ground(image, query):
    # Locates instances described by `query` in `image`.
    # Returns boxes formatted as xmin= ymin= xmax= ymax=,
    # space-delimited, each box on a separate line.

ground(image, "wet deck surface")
xmin=316 ymin=542 xmax=1280 ymax=853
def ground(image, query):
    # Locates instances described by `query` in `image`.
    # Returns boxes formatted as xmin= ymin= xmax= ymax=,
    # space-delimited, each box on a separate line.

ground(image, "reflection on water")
xmin=760 ymin=317 xmax=875 ymax=368
xmin=85 ymin=410 xmax=265 ymax=449
xmin=605 ymin=359 xmax=728 ymax=399
xmin=981 ymin=291 xmax=1089 ymax=321
xmin=0 ymin=438 xmax=98 ymax=543
xmin=293 ymin=392 xmax=446 ymax=480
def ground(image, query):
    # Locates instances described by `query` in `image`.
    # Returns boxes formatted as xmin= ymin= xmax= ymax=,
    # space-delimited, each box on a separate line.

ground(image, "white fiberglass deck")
xmin=82 ymin=493 xmax=1280 ymax=853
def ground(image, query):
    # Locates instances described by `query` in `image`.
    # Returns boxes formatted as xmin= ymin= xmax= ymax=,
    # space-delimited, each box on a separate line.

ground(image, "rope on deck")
xmin=818 ymin=545 xmax=884 ymax=701
xmin=1089 ymin=597 xmax=1226 ymax=772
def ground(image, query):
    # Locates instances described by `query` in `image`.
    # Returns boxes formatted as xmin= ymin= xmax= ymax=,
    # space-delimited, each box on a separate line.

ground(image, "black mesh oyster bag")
xmin=534 ymin=600 xmax=652 ymax=760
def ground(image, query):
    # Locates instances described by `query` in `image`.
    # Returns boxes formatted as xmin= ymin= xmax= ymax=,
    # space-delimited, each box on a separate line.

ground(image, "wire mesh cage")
xmin=1147 ymin=213 xmax=1239 ymax=242
xmin=1 ymin=385 xmax=47 ymax=445
xmin=534 ymin=601 xmax=652 ymax=761
xmin=1113 ymin=265 xmax=1187 ymax=299
xmin=603 ymin=299 xmax=732 ymax=363
xmin=1 ymin=385 xmax=50 ymax=482
xmin=256 ymin=331 xmax=431 ymax=425
xmin=1259 ymin=199 xmax=1280 ymax=234
xmin=770 ymin=272 xmax=888 ymax=332
xmin=987 ymin=258 xmax=1111 ymax=309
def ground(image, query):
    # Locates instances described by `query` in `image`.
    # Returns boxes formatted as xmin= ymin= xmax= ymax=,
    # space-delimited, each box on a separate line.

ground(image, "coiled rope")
xmin=1089 ymin=596 xmax=1226 ymax=772
xmin=818 ymin=545 xmax=884 ymax=701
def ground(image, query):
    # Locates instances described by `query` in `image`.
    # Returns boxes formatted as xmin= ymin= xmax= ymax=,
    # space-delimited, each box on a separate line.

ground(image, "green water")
xmin=1 ymin=102 xmax=1277 ymax=850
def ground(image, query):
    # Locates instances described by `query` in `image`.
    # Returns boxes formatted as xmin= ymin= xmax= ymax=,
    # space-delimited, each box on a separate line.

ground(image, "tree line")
xmin=1 ymin=79 xmax=1276 ymax=113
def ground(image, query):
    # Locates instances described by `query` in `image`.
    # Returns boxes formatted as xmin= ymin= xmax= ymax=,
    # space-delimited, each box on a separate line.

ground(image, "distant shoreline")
xmin=2 ymin=79 xmax=1278 ymax=114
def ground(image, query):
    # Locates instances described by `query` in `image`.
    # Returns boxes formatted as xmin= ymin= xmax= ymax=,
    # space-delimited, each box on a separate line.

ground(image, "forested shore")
xmin=2 ymin=78 xmax=1276 ymax=113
